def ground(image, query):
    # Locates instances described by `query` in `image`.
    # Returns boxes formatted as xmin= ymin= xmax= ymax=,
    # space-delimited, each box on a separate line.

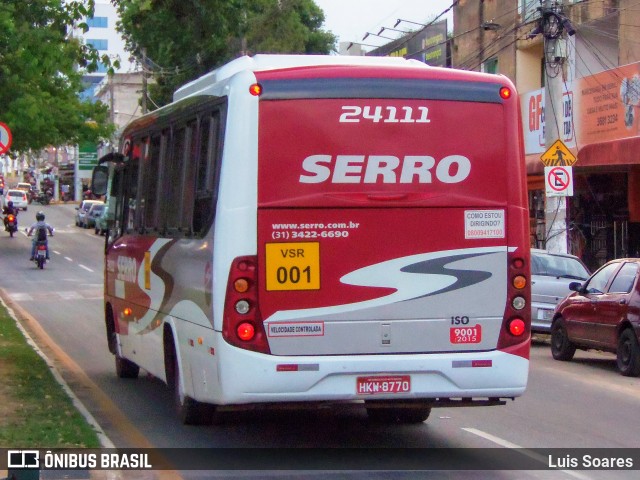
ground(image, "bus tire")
xmin=105 ymin=306 xmax=117 ymax=355
xmin=165 ymin=331 xmax=214 ymax=425
xmin=617 ymin=329 xmax=640 ymax=377
xmin=551 ymin=318 xmax=576 ymax=361
xmin=115 ymin=354 xmax=140 ymax=379
xmin=365 ymin=401 xmax=431 ymax=424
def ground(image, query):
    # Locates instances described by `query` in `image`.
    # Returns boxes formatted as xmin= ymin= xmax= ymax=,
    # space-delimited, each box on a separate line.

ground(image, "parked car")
xmin=531 ymin=249 xmax=590 ymax=333
xmin=82 ymin=203 xmax=105 ymax=229
xmin=94 ymin=203 xmax=110 ymax=235
xmin=75 ymin=200 xmax=102 ymax=226
xmin=551 ymin=258 xmax=640 ymax=377
xmin=4 ymin=189 xmax=29 ymax=211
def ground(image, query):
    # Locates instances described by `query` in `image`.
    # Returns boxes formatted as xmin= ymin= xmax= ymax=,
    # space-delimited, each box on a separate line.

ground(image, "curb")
xmin=0 ymin=296 xmax=114 ymax=449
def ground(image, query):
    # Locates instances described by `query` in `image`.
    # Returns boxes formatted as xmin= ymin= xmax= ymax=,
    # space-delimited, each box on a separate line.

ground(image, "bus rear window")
xmin=258 ymin=98 xmax=507 ymax=208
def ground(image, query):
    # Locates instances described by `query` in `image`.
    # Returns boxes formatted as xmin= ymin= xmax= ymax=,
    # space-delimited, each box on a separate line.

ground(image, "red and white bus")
xmin=93 ymin=54 xmax=531 ymax=425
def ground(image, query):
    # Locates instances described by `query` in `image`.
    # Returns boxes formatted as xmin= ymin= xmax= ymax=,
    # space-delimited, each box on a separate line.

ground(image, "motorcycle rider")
xmin=2 ymin=200 xmax=18 ymax=230
xmin=27 ymin=211 xmax=54 ymax=261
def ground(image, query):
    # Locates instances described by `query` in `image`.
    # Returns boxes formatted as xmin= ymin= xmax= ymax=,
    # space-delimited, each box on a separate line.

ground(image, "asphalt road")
xmin=1 ymin=203 xmax=639 ymax=480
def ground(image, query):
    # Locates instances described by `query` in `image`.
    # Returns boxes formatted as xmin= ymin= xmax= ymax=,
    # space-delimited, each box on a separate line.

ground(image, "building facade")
xmin=94 ymin=72 xmax=145 ymax=134
xmin=453 ymin=0 xmax=640 ymax=270
xmin=70 ymin=0 xmax=138 ymax=100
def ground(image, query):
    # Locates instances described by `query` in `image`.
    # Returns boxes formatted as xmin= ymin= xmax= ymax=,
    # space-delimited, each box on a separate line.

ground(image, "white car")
xmin=4 ymin=189 xmax=29 ymax=211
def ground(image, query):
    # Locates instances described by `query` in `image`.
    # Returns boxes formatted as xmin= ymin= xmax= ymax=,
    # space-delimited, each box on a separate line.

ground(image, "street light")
xmin=362 ymin=32 xmax=395 ymax=41
xmin=394 ymin=18 xmax=428 ymax=28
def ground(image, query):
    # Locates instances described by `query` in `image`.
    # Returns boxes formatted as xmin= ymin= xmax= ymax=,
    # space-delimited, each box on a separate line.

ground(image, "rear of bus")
xmin=220 ymin=63 xmax=530 ymax=409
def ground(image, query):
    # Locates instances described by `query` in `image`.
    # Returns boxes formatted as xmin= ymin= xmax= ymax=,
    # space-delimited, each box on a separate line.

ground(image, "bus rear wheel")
xmin=365 ymin=401 xmax=431 ymax=424
xmin=165 ymin=333 xmax=214 ymax=425
xmin=115 ymin=354 xmax=139 ymax=379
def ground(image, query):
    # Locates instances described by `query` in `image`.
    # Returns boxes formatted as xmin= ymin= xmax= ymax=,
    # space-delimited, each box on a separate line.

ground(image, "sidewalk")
xmin=0 ymin=296 xmax=175 ymax=480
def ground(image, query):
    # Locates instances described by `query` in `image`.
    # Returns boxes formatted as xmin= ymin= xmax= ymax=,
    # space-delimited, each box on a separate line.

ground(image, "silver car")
xmin=531 ymin=249 xmax=590 ymax=333
xmin=75 ymin=200 xmax=102 ymax=227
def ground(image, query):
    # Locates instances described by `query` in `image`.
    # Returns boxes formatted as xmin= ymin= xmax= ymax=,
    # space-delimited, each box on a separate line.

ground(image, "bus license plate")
xmin=356 ymin=375 xmax=411 ymax=395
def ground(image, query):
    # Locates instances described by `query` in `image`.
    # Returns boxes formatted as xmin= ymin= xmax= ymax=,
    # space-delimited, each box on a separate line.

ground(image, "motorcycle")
xmin=34 ymin=190 xmax=52 ymax=205
xmin=26 ymin=227 xmax=53 ymax=269
xmin=4 ymin=213 xmax=17 ymax=237
xmin=34 ymin=241 xmax=48 ymax=269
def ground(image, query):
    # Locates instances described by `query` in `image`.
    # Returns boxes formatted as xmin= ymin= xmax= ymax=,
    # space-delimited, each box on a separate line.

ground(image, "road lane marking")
xmin=58 ymin=291 xmax=83 ymax=300
xmin=6 ymin=290 xmax=103 ymax=302
xmin=65 ymin=256 xmax=73 ymax=262
xmin=9 ymin=292 xmax=34 ymax=302
xmin=79 ymin=264 xmax=94 ymax=272
xmin=462 ymin=428 xmax=592 ymax=480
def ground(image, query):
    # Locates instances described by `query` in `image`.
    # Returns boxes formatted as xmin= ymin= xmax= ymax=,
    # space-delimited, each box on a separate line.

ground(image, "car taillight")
xmin=222 ymin=256 xmax=270 ymax=354
xmin=497 ymin=252 xmax=531 ymax=354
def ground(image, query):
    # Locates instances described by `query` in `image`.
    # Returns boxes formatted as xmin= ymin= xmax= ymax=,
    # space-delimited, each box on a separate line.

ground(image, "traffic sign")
xmin=545 ymin=166 xmax=573 ymax=197
xmin=541 ymin=139 xmax=576 ymax=166
xmin=78 ymin=142 xmax=98 ymax=171
xmin=0 ymin=122 xmax=12 ymax=154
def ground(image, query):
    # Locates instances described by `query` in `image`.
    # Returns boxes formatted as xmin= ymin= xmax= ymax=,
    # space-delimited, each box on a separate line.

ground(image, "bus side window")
xmin=193 ymin=109 xmax=222 ymax=236
xmin=165 ymin=125 xmax=187 ymax=234
xmin=125 ymin=156 xmax=140 ymax=233
xmin=108 ymin=165 xmax=125 ymax=244
xmin=144 ymin=134 xmax=162 ymax=231
xmin=180 ymin=120 xmax=198 ymax=235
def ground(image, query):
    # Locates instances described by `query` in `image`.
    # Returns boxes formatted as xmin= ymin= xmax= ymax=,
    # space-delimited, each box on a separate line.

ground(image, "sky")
xmin=313 ymin=0 xmax=455 ymax=50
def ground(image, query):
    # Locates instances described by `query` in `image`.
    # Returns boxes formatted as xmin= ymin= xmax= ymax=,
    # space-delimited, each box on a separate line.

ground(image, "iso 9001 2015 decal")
xmin=450 ymin=325 xmax=482 ymax=344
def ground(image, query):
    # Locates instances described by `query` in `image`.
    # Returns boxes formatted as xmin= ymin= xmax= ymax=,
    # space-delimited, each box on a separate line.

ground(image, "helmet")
xmin=36 ymin=211 xmax=45 ymax=221
xmin=7 ymin=201 xmax=13 ymax=207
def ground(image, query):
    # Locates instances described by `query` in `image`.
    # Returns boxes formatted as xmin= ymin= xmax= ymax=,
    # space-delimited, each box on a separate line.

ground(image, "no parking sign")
xmin=545 ymin=166 xmax=573 ymax=197
xmin=0 ymin=122 xmax=12 ymax=154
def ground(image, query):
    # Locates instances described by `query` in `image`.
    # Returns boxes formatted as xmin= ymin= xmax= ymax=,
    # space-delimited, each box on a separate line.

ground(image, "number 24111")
xmin=340 ymin=105 xmax=431 ymax=123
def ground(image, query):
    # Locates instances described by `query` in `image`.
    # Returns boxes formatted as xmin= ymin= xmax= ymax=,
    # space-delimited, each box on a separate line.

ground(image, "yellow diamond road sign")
xmin=540 ymin=139 xmax=577 ymax=166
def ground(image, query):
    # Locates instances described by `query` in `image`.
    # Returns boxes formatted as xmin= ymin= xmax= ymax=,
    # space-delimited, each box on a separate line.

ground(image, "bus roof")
xmin=173 ymin=54 xmax=429 ymax=101
xmin=174 ymin=55 xmax=512 ymax=103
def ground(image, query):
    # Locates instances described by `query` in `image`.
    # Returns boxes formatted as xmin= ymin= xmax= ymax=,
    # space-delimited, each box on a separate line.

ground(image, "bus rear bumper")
xmin=204 ymin=344 xmax=529 ymax=406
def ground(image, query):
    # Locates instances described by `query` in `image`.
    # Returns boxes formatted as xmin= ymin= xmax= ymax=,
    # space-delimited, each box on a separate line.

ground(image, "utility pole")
xmin=542 ymin=0 xmax=571 ymax=253
xmin=141 ymin=48 xmax=148 ymax=115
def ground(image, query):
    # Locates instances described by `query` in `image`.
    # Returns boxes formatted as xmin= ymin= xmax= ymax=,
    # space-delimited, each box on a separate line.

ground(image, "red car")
xmin=551 ymin=258 xmax=640 ymax=376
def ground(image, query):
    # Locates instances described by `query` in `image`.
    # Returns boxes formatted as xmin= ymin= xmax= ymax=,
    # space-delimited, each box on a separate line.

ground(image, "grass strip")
xmin=0 ymin=302 xmax=100 ymax=447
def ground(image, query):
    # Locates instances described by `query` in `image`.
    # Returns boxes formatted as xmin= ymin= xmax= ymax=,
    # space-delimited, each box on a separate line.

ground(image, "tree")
xmin=0 ymin=0 xmax=115 ymax=153
xmin=246 ymin=0 xmax=336 ymax=55
xmin=114 ymin=0 xmax=336 ymax=108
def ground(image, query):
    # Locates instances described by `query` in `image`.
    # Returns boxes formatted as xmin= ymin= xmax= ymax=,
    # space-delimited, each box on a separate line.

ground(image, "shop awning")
xmin=577 ymin=136 xmax=640 ymax=168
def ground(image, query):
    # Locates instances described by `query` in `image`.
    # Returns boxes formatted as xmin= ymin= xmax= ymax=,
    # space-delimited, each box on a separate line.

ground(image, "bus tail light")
xmin=249 ymin=83 xmax=263 ymax=96
xmin=499 ymin=86 xmax=512 ymax=99
xmin=508 ymin=318 xmax=526 ymax=336
xmin=222 ymin=256 xmax=270 ymax=354
xmin=497 ymin=252 xmax=531 ymax=355
xmin=237 ymin=322 xmax=255 ymax=341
